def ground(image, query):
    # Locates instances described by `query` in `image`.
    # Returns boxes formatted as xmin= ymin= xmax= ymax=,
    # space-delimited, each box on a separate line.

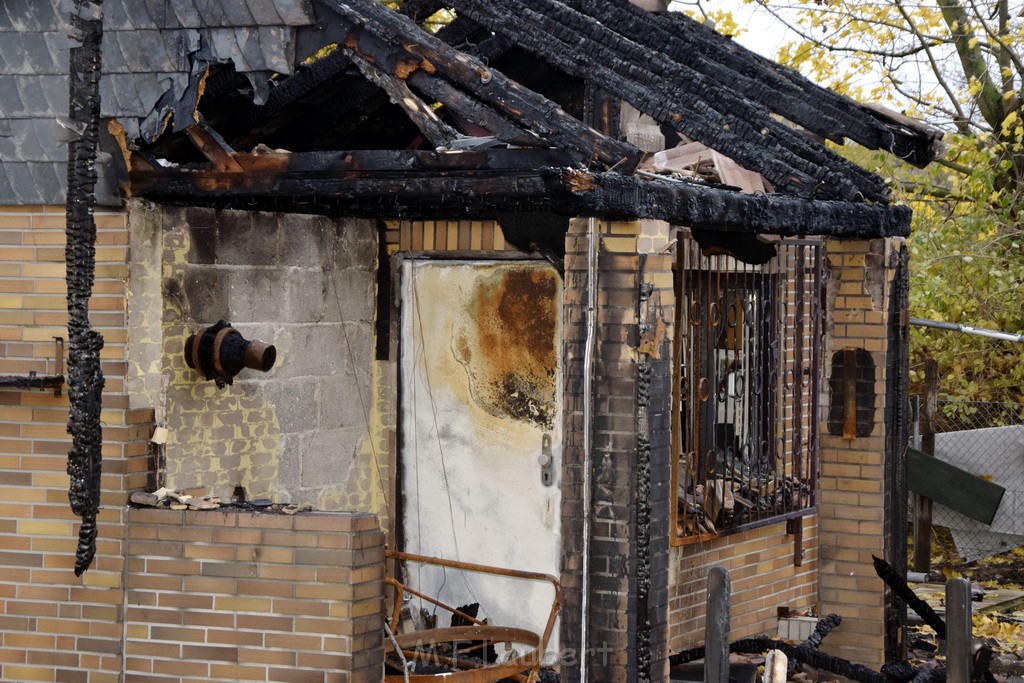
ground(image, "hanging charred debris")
xmin=64 ymin=0 xmax=106 ymax=576
xmin=113 ymin=0 xmax=943 ymax=266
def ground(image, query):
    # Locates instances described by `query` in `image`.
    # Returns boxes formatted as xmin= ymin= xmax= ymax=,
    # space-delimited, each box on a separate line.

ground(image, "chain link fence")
xmin=913 ymin=400 xmax=1024 ymax=568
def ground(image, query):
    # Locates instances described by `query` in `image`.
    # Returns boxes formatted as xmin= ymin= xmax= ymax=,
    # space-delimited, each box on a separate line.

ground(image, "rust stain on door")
xmin=456 ymin=267 xmax=559 ymax=430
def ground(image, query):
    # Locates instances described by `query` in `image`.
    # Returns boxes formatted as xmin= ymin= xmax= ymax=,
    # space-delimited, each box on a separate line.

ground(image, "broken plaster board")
xmin=931 ymin=425 xmax=1024 ymax=561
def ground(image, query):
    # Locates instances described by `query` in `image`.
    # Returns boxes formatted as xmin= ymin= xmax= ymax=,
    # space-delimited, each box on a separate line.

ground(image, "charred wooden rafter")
xmin=127 ymin=149 xmax=911 ymax=237
xmin=184 ymin=121 xmax=243 ymax=172
xmin=340 ymin=45 xmax=459 ymax=148
xmin=581 ymin=0 xmax=942 ymax=167
xmin=446 ymin=0 xmax=889 ymax=202
xmin=411 ymin=73 xmax=545 ymax=147
xmin=331 ymin=14 xmax=545 ymax=148
xmin=314 ymin=0 xmax=641 ymax=172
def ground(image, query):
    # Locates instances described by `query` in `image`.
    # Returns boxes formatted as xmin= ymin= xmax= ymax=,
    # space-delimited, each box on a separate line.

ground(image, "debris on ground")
xmin=128 ymin=487 xmax=313 ymax=514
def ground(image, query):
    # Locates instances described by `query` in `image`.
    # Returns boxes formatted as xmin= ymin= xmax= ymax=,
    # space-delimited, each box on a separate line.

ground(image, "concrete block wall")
xmin=123 ymin=508 xmax=385 ymax=683
xmin=559 ymin=219 xmax=672 ymax=683
xmin=816 ymin=238 xmax=900 ymax=668
xmin=125 ymin=202 xmax=390 ymax=518
xmin=0 ymin=204 xmax=390 ymax=682
xmin=0 ymin=205 xmax=153 ymax=682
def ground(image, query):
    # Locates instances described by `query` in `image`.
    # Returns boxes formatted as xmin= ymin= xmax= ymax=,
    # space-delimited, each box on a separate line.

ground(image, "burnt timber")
xmin=122 ymin=0 xmax=945 ymax=241
xmin=128 ymin=150 xmax=911 ymax=238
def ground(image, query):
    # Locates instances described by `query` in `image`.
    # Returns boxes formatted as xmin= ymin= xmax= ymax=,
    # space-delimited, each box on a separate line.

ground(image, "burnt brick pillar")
xmin=560 ymin=218 xmax=672 ymax=683
xmin=817 ymin=237 xmax=908 ymax=668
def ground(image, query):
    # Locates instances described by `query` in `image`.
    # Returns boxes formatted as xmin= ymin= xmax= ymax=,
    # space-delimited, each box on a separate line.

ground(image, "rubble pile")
xmin=129 ymin=488 xmax=314 ymax=515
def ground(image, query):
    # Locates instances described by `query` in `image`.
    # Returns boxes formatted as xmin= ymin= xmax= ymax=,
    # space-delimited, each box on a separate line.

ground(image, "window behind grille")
xmin=672 ymin=233 xmax=823 ymax=542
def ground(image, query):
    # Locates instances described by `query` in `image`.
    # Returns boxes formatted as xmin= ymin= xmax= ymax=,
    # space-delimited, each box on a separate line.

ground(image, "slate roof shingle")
xmin=0 ymin=0 xmax=317 ymax=205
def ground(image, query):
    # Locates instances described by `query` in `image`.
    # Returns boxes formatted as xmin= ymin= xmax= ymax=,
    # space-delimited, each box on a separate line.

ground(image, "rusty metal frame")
xmin=672 ymin=234 xmax=824 ymax=544
xmin=0 ymin=336 xmax=66 ymax=395
xmin=384 ymin=549 xmax=561 ymax=683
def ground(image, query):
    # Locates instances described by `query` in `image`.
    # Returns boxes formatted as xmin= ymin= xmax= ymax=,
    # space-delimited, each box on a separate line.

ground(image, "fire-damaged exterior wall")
xmin=0 ymin=205 xmax=389 ymax=681
xmin=125 ymin=201 xmax=392 ymax=516
xmin=0 ymin=205 xmax=152 ymax=682
xmin=668 ymin=521 xmax=820 ymax=647
xmin=559 ymin=218 xmax=674 ymax=683
xmin=816 ymin=237 xmax=907 ymax=668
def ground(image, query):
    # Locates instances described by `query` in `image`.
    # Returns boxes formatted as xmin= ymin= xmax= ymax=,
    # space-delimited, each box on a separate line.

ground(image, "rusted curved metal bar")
xmin=386 ymin=576 xmax=488 ymax=630
xmin=387 ymin=626 xmax=541 ymax=683
xmin=385 ymin=549 xmax=561 ymax=683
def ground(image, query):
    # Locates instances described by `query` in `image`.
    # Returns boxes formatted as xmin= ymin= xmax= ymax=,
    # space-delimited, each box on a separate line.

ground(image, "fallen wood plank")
xmin=907 ymin=446 xmax=1005 ymax=525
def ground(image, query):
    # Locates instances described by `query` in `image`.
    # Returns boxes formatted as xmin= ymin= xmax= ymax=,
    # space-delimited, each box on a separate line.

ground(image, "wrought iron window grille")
xmin=672 ymin=233 xmax=823 ymax=542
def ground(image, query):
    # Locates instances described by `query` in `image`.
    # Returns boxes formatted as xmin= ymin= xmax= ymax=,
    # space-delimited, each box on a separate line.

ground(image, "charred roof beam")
xmin=128 ymin=149 xmax=910 ymax=238
xmin=314 ymin=0 xmax=641 ymax=172
xmin=340 ymin=43 xmax=460 ymax=149
xmin=448 ymin=0 xmax=888 ymax=202
xmin=583 ymin=0 xmax=941 ymax=167
xmin=184 ymin=120 xmax=245 ymax=172
xmin=338 ymin=20 xmax=545 ymax=148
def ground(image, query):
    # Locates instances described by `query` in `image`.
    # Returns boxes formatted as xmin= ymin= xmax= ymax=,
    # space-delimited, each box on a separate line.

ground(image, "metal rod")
xmin=910 ymin=317 xmax=1024 ymax=343
xmin=385 ymin=577 xmax=488 ymax=627
xmin=385 ymin=622 xmax=412 ymax=683
xmin=384 ymin=549 xmax=561 ymax=683
xmin=580 ymin=216 xmax=599 ymax=683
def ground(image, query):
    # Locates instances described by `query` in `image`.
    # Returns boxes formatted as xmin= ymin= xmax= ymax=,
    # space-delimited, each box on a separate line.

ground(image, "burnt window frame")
xmin=670 ymin=233 xmax=824 ymax=545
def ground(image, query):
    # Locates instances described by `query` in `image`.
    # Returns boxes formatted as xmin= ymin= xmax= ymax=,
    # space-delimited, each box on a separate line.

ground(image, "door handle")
xmin=538 ymin=433 xmax=555 ymax=487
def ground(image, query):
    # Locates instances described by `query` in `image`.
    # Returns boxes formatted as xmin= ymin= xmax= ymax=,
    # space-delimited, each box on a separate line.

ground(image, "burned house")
xmin=0 ymin=0 xmax=944 ymax=681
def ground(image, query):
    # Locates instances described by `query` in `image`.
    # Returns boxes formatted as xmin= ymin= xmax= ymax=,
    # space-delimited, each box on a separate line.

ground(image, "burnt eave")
xmin=126 ymin=149 xmax=911 ymax=238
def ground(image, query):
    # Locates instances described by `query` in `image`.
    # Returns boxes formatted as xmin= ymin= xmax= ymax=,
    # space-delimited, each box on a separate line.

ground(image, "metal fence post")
xmin=705 ymin=566 xmax=731 ymax=683
xmin=946 ymin=577 xmax=973 ymax=683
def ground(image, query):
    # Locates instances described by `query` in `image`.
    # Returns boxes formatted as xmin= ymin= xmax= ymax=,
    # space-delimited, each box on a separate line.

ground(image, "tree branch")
xmin=936 ymin=0 xmax=1005 ymax=131
xmin=894 ymin=0 xmax=971 ymax=130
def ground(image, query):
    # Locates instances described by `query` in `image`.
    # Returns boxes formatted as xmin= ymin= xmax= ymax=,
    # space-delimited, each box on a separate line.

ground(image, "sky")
xmin=667 ymin=0 xmax=794 ymax=59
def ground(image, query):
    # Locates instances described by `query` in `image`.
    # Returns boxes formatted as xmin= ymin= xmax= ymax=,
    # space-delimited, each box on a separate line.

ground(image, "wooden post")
xmin=705 ymin=566 xmax=731 ymax=683
xmin=912 ymin=358 xmax=938 ymax=574
xmin=763 ymin=650 xmax=788 ymax=683
xmin=945 ymin=577 xmax=973 ymax=683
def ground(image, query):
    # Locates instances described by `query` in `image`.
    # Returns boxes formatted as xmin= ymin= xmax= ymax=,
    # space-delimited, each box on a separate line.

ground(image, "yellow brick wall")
xmin=668 ymin=517 xmax=819 ymax=650
xmin=385 ymin=219 xmax=509 ymax=252
xmin=816 ymin=238 xmax=898 ymax=668
xmin=0 ymin=205 xmax=153 ymax=682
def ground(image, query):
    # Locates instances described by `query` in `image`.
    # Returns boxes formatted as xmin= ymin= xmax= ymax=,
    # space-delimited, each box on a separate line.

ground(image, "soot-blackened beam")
xmin=184 ymin=121 xmax=244 ymax=172
xmin=546 ymin=169 xmax=909 ymax=237
xmin=314 ymin=0 xmax=641 ymax=172
xmin=448 ymin=0 xmax=888 ymax=202
xmin=581 ymin=0 xmax=941 ymax=168
xmin=340 ymin=44 xmax=459 ymax=149
xmin=337 ymin=20 xmax=544 ymax=148
xmin=128 ymin=151 xmax=910 ymax=237
xmin=411 ymin=73 xmax=545 ymax=147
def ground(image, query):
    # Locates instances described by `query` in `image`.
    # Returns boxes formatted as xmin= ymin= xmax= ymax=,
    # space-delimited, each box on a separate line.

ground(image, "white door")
xmin=400 ymin=259 xmax=562 ymax=659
